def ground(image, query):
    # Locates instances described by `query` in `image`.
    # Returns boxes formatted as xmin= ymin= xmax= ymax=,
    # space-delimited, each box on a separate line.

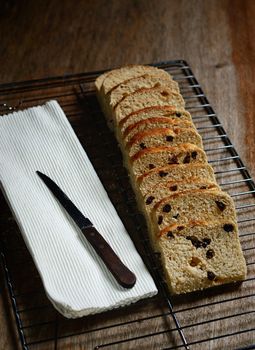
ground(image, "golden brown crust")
xmin=158 ymin=219 xmax=235 ymax=237
xmin=126 ymin=127 xmax=177 ymax=148
xmin=131 ymin=143 xmax=202 ymax=162
xmin=106 ymin=72 xmax=150 ymax=95
xmin=137 ymin=163 xmax=214 ymax=184
xmin=159 ymin=220 xmax=208 ymax=237
xmin=108 ymin=73 xmax=176 ymax=96
xmin=147 ymin=177 xmax=219 ymax=195
xmin=120 ymin=105 xmax=189 ymax=127
xmin=123 ymin=117 xmax=193 ymax=138
xmin=113 ymin=81 xmax=177 ymax=110
xmin=151 ymin=177 xmax=217 ymax=188
xmin=120 ymin=85 xmax=180 ymax=98
xmin=137 ymin=164 xmax=194 ymax=183
xmin=102 ymin=65 xmax=173 ymax=95
xmin=126 ymin=128 xmax=175 ymax=148
xmin=153 ymin=188 xmax=227 ymax=210
xmin=114 ymin=86 xmax=185 ymax=117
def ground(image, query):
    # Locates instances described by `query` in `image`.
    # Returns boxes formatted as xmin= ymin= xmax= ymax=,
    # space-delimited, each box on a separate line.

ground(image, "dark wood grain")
xmin=1 ymin=0 xmax=255 ymax=349
xmin=227 ymin=0 xmax=255 ymax=178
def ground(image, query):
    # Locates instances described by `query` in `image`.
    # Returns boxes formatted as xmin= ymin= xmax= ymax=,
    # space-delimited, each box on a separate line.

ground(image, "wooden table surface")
xmin=1 ymin=0 xmax=255 ymax=349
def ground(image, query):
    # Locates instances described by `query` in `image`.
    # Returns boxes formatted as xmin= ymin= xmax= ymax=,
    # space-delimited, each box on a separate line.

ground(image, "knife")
xmin=36 ymin=171 xmax=136 ymax=289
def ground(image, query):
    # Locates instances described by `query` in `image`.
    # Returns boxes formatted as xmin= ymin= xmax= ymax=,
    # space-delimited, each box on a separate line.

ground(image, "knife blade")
xmin=36 ymin=171 xmax=136 ymax=289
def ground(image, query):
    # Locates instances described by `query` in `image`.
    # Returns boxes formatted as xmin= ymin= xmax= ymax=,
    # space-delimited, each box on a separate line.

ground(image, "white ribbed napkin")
xmin=0 ymin=100 xmax=157 ymax=318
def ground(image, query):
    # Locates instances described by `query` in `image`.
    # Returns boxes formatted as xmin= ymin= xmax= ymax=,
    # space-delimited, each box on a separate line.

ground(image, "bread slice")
xmin=114 ymin=87 xmax=185 ymax=125
xmin=99 ymin=65 xmax=172 ymax=95
xmin=127 ymin=127 xmax=203 ymax=157
xmin=143 ymin=179 xmax=219 ymax=215
xmin=120 ymin=106 xmax=192 ymax=136
xmin=138 ymin=163 xmax=217 ymax=196
xmin=152 ymin=190 xmax=236 ymax=232
xmin=158 ymin=220 xmax=247 ymax=294
xmin=106 ymin=74 xmax=179 ymax=111
xmin=131 ymin=144 xmax=207 ymax=177
xmin=142 ymin=180 xmax=219 ymax=248
xmin=123 ymin=117 xmax=194 ymax=145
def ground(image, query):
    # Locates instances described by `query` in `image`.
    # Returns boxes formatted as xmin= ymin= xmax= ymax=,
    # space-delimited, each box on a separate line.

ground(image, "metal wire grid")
xmin=0 ymin=60 xmax=254 ymax=349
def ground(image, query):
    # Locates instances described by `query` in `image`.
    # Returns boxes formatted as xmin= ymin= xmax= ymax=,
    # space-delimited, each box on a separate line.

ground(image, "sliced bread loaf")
xmin=114 ymin=87 xmax=185 ymax=125
xmin=95 ymin=65 xmax=246 ymax=295
xmin=152 ymin=190 xmax=236 ymax=232
xmin=158 ymin=220 xmax=247 ymax=294
xmin=106 ymin=74 xmax=179 ymax=111
xmin=127 ymin=127 xmax=203 ymax=157
xmin=123 ymin=117 xmax=194 ymax=145
xmin=131 ymin=144 xmax=207 ymax=177
xmin=138 ymin=163 xmax=217 ymax=196
xmin=120 ymin=106 xmax=192 ymax=135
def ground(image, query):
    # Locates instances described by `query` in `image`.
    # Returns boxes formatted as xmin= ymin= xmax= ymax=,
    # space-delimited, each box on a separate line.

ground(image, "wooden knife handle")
xmin=81 ymin=226 xmax=136 ymax=289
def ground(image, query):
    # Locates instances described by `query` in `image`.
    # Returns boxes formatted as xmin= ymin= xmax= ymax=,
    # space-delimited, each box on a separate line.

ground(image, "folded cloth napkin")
xmin=0 ymin=100 xmax=157 ymax=318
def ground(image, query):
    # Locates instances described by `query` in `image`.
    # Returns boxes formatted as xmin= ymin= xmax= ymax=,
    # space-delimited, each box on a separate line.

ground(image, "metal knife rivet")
xmin=99 ymin=244 xmax=104 ymax=249
xmin=90 ymin=231 xmax=95 ymax=236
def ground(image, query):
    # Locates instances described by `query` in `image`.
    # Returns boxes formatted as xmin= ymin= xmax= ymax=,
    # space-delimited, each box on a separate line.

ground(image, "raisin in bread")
xmin=123 ymin=117 xmax=194 ymax=145
xmin=114 ymin=87 xmax=185 ymax=125
xmin=131 ymin=144 xmax=207 ymax=177
xmin=138 ymin=163 xmax=217 ymax=196
xmin=158 ymin=220 xmax=247 ymax=294
xmin=152 ymin=190 xmax=236 ymax=233
xmin=127 ymin=127 xmax=203 ymax=157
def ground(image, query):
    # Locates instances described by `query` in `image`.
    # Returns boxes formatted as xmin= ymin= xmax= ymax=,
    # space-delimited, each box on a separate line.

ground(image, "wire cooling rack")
xmin=0 ymin=60 xmax=255 ymax=349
